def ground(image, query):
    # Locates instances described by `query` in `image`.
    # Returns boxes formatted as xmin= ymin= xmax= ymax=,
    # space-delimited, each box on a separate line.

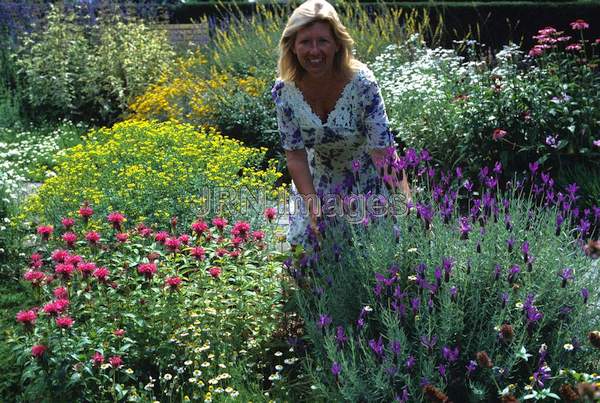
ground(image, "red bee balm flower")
xmin=107 ymin=212 xmax=125 ymax=230
xmin=113 ymin=328 xmax=126 ymax=337
xmin=178 ymin=234 xmax=190 ymax=245
xmin=78 ymin=262 xmax=97 ymax=277
xmin=208 ymin=266 xmax=222 ymax=278
xmin=61 ymin=217 xmax=75 ymax=230
xmin=570 ymin=19 xmax=589 ymax=30
xmin=165 ymin=237 xmax=181 ymax=252
xmin=85 ymin=231 xmax=101 ymax=245
xmin=191 ymin=220 xmax=209 ymax=235
xmin=165 ymin=276 xmax=182 ymax=290
xmin=138 ymin=263 xmax=157 ymax=279
xmin=92 ymin=352 xmax=104 ymax=366
xmin=23 ymin=270 xmax=45 ymax=286
xmin=252 ymin=230 xmax=265 ymax=241
xmin=109 ymin=355 xmax=123 ymax=368
xmin=37 ymin=225 xmax=53 ymax=241
xmin=79 ymin=203 xmax=93 ymax=219
xmin=154 ymin=231 xmax=169 ymax=243
xmin=493 ymin=129 xmax=508 ymax=141
xmin=56 ymin=316 xmax=74 ymax=328
xmin=51 ymin=249 xmax=69 ymax=263
xmin=55 ymin=263 xmax=75 ymax=278
xmin=31 ymin=344 xmax=47 ymax=358
xmin=62 ymin=232 xmax=77 ymax=248
xmin=16 ymin=310 xmax=37 ymax=326
xmin=264 ymin=207 xmax=277 ymax=222
xmin=115 ymin=233 xmax=129 ymax=243
xmin=190 ymin=246 xmax=206 ymax=260
xmin=231 ymin=221 xmax=251 ymax=238
xmin=93 ymin=267 xmax=110 ymax=282
xmin=212 ymin=217 xmax=228 ymax=231
xmin=53 ymin=286 xmax=68 ymax=299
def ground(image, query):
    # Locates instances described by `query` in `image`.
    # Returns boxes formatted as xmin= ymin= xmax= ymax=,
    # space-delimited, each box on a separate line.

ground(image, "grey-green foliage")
xmin=294 ymin=172 xmax=600 ymax=401
xmin=13 ymin=4 xmax=175 ymax=124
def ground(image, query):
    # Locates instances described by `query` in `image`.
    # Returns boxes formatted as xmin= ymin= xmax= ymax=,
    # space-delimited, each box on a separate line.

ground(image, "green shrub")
xmin=13 ymin=4 xmax=175 ymax=125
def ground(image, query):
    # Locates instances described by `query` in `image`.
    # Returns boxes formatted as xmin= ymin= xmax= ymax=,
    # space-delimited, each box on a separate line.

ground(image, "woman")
xmin=272 ymin=0 xmax=410 ymax=249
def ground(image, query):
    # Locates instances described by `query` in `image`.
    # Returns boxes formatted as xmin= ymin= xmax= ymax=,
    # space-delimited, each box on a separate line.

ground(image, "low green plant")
xmin=290 ymin=150 xmax=600 ymax=401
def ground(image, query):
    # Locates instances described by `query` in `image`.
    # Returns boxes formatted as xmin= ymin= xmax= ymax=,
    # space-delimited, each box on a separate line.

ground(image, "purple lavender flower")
xmin=493 ymin=264 xmax=502 ymax=281
xmin=577 ymin=218 xmax=591 ymax=236
xmin=529 ymin=161 xmax=539 ymax=175
xmin=521 ymin=241 xmax=530 ymax=262
xmin=455 ymin=167 xmax=463 ymax=179
xmin=504 ymin=214 xmax=513 ymax=231
xmin=478 ymin=166 xmax=489 ymax=181
xmin=523 ymin=293 xmax=536 ymax=312
xmin=559 ymin=268 xmax=574 ymax=287
xmin=411 ymin=297 xmax=420 ymax=315
xmin=395 ymin=386 xmax=410 ymax=403
xmin=442 ymin=346 xmax=460 ymax=362
xmin=450 ymin=286 xmax=458 ymax=302
xmin=466 ymin=360 xmax=477 ymax=376
xmin=317 ymin=314 xmax=332 ymax=329
xmin=434 ymin=266 xmax=442 ymax=286
xmin=507 ymin=237 xmax=515 ymax=252
xmin=385 ymin=365 xmax=397 ymax=376
xmin=369 ymin=336 xmax=385 ymax=359
xmin=335 ymin=326 xmax=348 ymax=347
xmin=420 ymin=335 xmax=438 ymax=351
xmin=390 ymin=340 xmax=402 ymax=356
xmin=464 ymin=180 xmax=473 ymax=193
xmin=493 ymin=161 xmax=503 ymax=174
xmin=442 ymin=257 xmax=454 ymax=282
xmin=428 ymin=297 xmax=434 ymax=313
xmin=351 ymin=159 xmax=361 ymax=174
xmin=581 ymin=288 xmax=589 ymax=304
xmin=331 ymin=361 xmax=342 ymax=378
xmin=533 ymin=365 xmax=551 ymax=388
xmin=405 ymin=355 xmax=416 ymax=370
xmin=459 ymin=216 xmax=472 ymax=240
xmin=485 ymin=176 xmax=497 ymax=189
xmin=508 ymin=265 xmax=521 ymax=284
xmin=438 ymin=363 xmax=447 ymax=378
xmin=545 ymin=134 xmax=558 ymax=148
xmin=566 ymin=183 xmax=579 ymax=201
xmin=501 ymin=292 xmax=509 ymax=309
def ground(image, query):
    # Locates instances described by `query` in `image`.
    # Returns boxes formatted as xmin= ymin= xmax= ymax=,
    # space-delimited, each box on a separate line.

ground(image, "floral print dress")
xmin=272 ymin=66 xmax=395 ymax=246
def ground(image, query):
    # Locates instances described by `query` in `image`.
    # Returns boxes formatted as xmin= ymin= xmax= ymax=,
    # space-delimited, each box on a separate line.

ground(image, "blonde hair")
xmin=277 ymin=0 xmax=362 ymax=82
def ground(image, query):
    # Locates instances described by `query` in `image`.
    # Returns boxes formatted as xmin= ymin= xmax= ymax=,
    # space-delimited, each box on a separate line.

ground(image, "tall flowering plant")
xmin=291 ymin=149 xmax=600 ymax=402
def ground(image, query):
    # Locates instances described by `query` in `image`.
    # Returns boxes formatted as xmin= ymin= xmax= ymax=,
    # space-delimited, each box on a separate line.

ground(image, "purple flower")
xmin=559 ymin=268 xmax=574 ymax=287
xmin=493 ymin=161 xmax=502 ymax=174
xmin=385 ymin=365 xmax=397 ymax=376
xmin=405 ymin=355 xmax=416 ymax=370
xmin=317 ymin=314 xmax=332 ymax=329
xmin=527 ymin=306 xmax=544 ymax=324
xmin=335 ymin=326 xmax=348 ymax=347
xmin=369 ymin=335 xmax=385 ymax=359
xmin=500 ymin=292 xmax=509 ymax=309
xmin=577 ymin=218 xmax=591 ymax=236
xmin=450 ymin=286 xmax=458 ymax=302
xmin=395 ymin=386 xmax=410 ymax=403
xmin=351 ymin=159 xmax=361 ymax=173
xmin=459 ymin=217 xmax=472 ymax=240
xmin=493 ymin=264 xmax=502 ymax=281
xmin=442 ymin=257 xmax=454 ymax=282
xmin=391 ymin=340 xmax=402 ymax=356
xmin=521 ymin=241 xmax=530 ymax=261
xmin=331 ymin=361 xmax=342 ymax=378
xmin=442 ymin=346 xmax=460 ymax=362
xmin=455 ymin=167 xmax=463 ymax=179
xmin=508 ymin=265 xmax=521 ymax=284
xmin=545 ymin=134 xmax=558 ymax=148
xmin=581 ymin=288 xmax=589 ymax=304
xmin=533 ymin=365 xmax=551 ymax=388
xmin=485 ymin=176 xmax=497 ymax=189
xmin=411 ymin=297 xmax=420 ymax=315
xmin=529 ymin=162 xmax=539 ymax=175
xmin=466 ymin=360 xmax=477 ymax=376
xmin=464 ymin=180 xmax=473 ymax=193
xmin=594 ymin=139 xmax=600 ymax=148
xmin=507 ymin=237 xmax=515 ymax=252
xmin=434 ymin=266 xmax=442 ymax=286
xmin=420 ymin=335 xmax=438 ymax=351
xmin=438 ymin=363 xmax=447 ymax=378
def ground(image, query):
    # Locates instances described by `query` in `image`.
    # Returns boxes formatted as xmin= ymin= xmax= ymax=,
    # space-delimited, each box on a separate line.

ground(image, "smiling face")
xmin=292 ymin=21 xmax=340 ymax=80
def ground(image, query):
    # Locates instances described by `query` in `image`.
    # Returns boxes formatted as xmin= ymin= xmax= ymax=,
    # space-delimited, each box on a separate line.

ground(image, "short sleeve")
xmin=272 ymin=80 xmax=305 ymax=151
xmin=359 ymin=69 xmax=395 ymax=150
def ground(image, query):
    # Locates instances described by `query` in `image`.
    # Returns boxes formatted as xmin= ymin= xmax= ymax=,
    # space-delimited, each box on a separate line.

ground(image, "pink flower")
xmin=61 ymin=217 xmax=75 ymax=230
xmin=107 ymin=212 xmax=125 ymax=230
xmin=55 ymin=263 xmax=75 ymax=278
xmin=30 ymin=252 xmax=42 ymax=261
xmin=165 ymin=276 xmax=182 ymax=289
xmin=36 ymin=225 xmax=53 ymax=240
xmin=570 ymin=19 xmax=589 ymax=30
xmin=264 ymin=207 xmax=277 ymax=222
xmin=178 ymin=234 xmax=190 ymax=245
xmin=566 ymin=43 xmax=582 ymax=52
xmin=23 ymin=270 xmax=45 ymax=286
xmin=231 ymin=221 xmax=251 ymax=238
xmin=137 ymin=224 xmax=152 ymax=238
xmin=529 ymin=45 xmax=545 ymax=57
xmin=113 ymin=328 xmax=126 ymax=337
xmin=92 ymin=352 xmax=104 ymax=366
xmin=229 ymin=250 xmax=240 ymax=258
xmin=216 ymin=248 xmax=228 ymax=257
xmin=252 ymin=230 xmax=265 ymax=241
xmin=31 ymin=344 xmax=47 ymax=358
xmin=53 ymin=286 xmax=68 ymax=299
xmin=85 ymin=231 xmax=101 ymax=245
xmin=109 ymin=355 xmax=123 ymax=368
xmin=154 ymin=231 xmax=169 ymax=243
xmin=78 ymin=203 xmax=94 ymax=219
xmin=538 ymin=26 xmax=557 ymax=36
xmin=593 ymin=139 xmax=600 ymax=147
xmin=56 ymin=315 xmax=74 ymax=328
xmin=93 ymin=267 xmax=109 ymax=282
xmin=16 ymin=310 xmax=37 ymax=326
xmin=115 ymin=233 xmax=129 ymax=243
xmin=557 ymin=36 xmax=572 ymax=42
xmin=64 ymin=254 xmax=82 ymax=266
xmin=212 ymin=217 xmax=228 ymax=231
xmin=165 ymin=237 xmax=181 ymax=252
xmin=138 ymin=263 xmax=157 ymax=279
xmin=62 ymin=232 xmax=77 ymax=248
xmin=78 ymin=262 xmax=97 ymax=277
xmin=208 ymin=266 xmax=221 ymax=278
xmin=43 ymin=299 xmax=69 ymax=315
xmin=596 ymin=38 xmax=600 ymax=45
xmin=492 ymin=128 xmax=508 ymax=141
xmin=190 ymin=246 xmax=206 ymax=260
xmin=51 ymin=249 xmax=69 ymax=263
xmin=191 ymin=220 xmax=209 ymax=235
xmin=231 ymin=237 xmax=244 ymax=248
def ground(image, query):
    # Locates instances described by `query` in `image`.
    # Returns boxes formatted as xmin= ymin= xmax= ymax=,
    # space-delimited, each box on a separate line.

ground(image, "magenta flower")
xmin=85 ymin=231 xmax=101 ymax=245
xmin=566 ymin=43 xmax=582 ymax=52
xmin=492 ymin=128 xmax=507 ymax=141
xmin=56 ymin=316 xmax=74 ymax=328
xmin=331 ymin=361 xmax=342 ymax=378
xmin=61 ymin=217 xmax=75 ymax=229
xmin=137 ymin=263 xmax=157 ymax=279
xmin=93 ymin=267 xmax=110 ymax=283
xmin=594 ymin=139 xmax=600 ymax=148
xmin=115 ymin=233 xmax=129 ymax=243
xmin=16 ymin=310 xmax=37 ymax=327
xmin=191 ymin=220 xmax=209 ymax=235
xmin=92 ymin=352 xmax=104 ymax=366
xmin=212 ymin=217 xmax=228 ymax=231
xmin=109 ymin=355 xmax=123 ymax=368
xmin=570 ymin=19 xmax=589 ymax=30
xmin=107 ymin=211 xmax=125 ymax=230
xmin=37 ymin=225 xmax=53 ymax=241
xmin=190 ymin=246 xmax=206 ymax=260
xmin=264 ymin=207 xmax=277 ymax=222
xmin=31 ymin=344 xmax=47 ymax=358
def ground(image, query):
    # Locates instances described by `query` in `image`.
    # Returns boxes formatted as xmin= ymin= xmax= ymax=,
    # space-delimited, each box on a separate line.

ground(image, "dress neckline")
xmin=288 ymin=69 xmax=360 ymax=126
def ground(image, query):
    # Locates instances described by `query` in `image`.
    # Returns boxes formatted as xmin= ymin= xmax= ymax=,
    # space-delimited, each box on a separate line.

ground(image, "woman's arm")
xmin=286 ymin=149 xmax=320 ymax=230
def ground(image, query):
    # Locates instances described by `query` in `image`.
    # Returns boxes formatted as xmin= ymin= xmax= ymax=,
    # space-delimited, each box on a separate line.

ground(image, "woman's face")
xmin=293 ymin=21 xmax=339 ymax=79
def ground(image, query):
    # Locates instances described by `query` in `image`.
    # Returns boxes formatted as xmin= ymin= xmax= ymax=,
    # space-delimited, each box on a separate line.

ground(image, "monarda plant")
xmin=291 ymin=148 xmax=600 ymax=402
